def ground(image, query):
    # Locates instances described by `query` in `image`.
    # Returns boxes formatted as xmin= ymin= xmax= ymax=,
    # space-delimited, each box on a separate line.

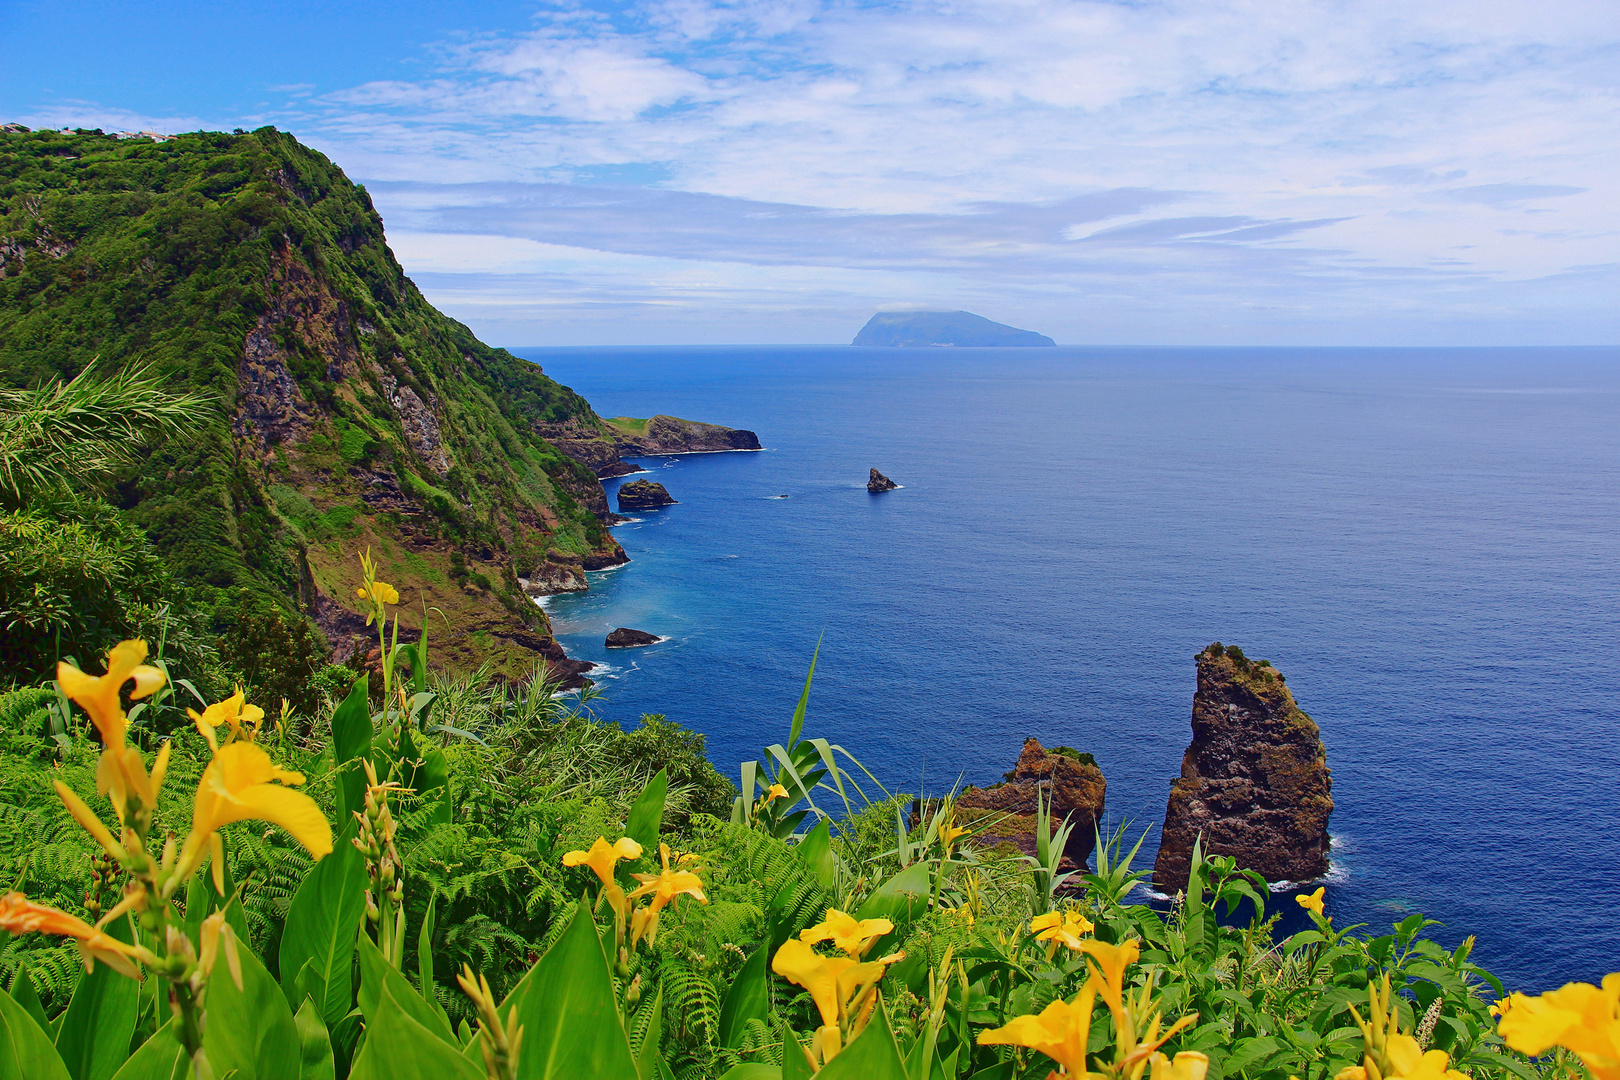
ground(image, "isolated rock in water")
xmin=852 ymin=310 xmax=1055 ymax=347
xmin=617 ymin=480 xmax=677 ymax=510
xmin=954 ymin=738 xmax=1107 ymax=870
xmin=1152 ymin=644 xmax=1334 ymax=892
xmin=606 ymin=627 xmax=661 ymax=648
xmin=868 ymin=468 xmax=899 ymax=492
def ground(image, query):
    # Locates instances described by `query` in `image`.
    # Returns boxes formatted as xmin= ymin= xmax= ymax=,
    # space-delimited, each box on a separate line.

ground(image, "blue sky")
xmin=4 ymin=0 xmax=1617 ymax=345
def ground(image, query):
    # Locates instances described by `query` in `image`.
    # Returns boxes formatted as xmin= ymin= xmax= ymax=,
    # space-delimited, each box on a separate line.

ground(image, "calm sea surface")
xmin=512 ymin=345 xmax=1620 ymax=990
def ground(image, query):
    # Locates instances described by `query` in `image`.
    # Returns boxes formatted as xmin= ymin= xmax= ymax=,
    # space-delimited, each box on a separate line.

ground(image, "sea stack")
xmin=954 ymin=739 xmax=1107 ymax=869
xmin=617 ymin=480 xmax=676 ymax=511
xmin=868 ymin=468 xmax=899 ymax=492
xmin=606 ymin=628 xmax=660 ymax=648
xmin=1152 ymin=644 xmax=1333 ymax=891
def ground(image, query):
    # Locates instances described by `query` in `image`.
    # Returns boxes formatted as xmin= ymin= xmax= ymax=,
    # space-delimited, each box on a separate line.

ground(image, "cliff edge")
xmin=1152 ymin=644 xmax=1333 ymax=891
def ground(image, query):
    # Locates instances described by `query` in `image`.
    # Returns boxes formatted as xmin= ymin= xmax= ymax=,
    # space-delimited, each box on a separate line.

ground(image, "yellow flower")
xmin=0 ymin=892 xmax=144 ymax=979
xmin=1032 ymin=909 xmax=1096 ymax=950
xmin=56 ymin=640 xmax=167 ymax=816
xmin=771 ymin=938 xmax=904 ymax=1064
xmin=979 ymin=979 xmax=1099 ymax=1077
xmin=562 ymin=836 xmax=644 ymax=888
xmin=628 ymin=843 xmax=707 ymax=916
xmin=940 ymin=815 xmax=970 ymax=851
xmin=174 ymin=743 xmax=332 ymax=893
xmin=1078 ymin=937 xmax=1141 ymax=1030
xmin=941 ymin=904 xmax=975 ymax=927
xmin=763 ymin=783 xmax=790 ymax=803
xmin=1497 ymin=975 xmax=1620 ymax=1080
xmin=1151 ymin=1052 xmax=1210 ymax=1080
xmin=187 ymin=687 xmax=265 ymax=747
xmin=1296 ymin=887 xmax=1326 ymax=917
xmin=801 ymin=908 xmax=895 ymax=959
xmin=773 ymin=937 xmax=856 ymax=1029
xmin=1384 ymin=1034 xmax=1470 ymax=1080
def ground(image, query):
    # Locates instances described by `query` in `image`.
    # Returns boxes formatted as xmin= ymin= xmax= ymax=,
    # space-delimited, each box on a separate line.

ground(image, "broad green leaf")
xmin=348 ymin=983 xmax=481 ymax=1080
xmin=633 ymin=983 xmax=663 ymax=1080
xmin=0 ymin=987 xmax=71 ymax=1080
xmin=8 ymin=968 xmax=46 ymax=1033
xmin=355 ymin=930 xmax=455 ymax=1047
xmin=626 ymin=769 xmax=669 ymax=855
xmin=509 ymin=900 xmax=637 ymax=1080
xmin=203 ymin=929 xmax=300 ymax=1080
xmin=294 ymin=998 xmax=335 ymax=1080
xmin=279 ymin=840 xmax=366 ymax=1025
xmin=55 ymin=913 xmax=138 ymax=1080
xmin=108 ymin=1021 xmax=186 ymax=1080
xmin=417 ymin=890 xmax=438 ymax=1004
xmin=855 ymin=861 xmax=932 ymax=957
xmin=717 ymin=945 xmax=769 ymax=1050
xmin=816 ymin=1002 xmax=908 ymax=1080
xmin=795 ymin=818 xmax=836 ymax=890
xmin=779 ymin=1023 xmax=815 ymax=1080
xmin=717 ymin=1067 xmax=781 ymax=1080
xmin=786 ymin=640 xmax=820 ymax=749
xmin=330 ymin=676 xmax=372 ymax=820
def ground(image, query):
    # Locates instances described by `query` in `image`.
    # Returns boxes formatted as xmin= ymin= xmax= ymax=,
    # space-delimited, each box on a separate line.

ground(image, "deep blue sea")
xmin=512 ymin=345 xmax=1620 ymax=991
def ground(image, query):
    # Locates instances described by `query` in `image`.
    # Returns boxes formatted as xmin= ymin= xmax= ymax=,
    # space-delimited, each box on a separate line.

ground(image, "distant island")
xmin=852 ymin=310 xmax=1056 ymax=347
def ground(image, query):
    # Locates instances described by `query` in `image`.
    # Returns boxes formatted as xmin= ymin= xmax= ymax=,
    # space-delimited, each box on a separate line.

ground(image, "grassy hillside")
xmin=0 ymin=125 xmax=625 ymax=684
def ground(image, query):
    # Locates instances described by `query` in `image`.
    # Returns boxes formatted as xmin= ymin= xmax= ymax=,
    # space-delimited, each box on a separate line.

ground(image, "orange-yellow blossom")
xmin=1296 ymin=887 xmax=1326 ymax=917
xmin=763 ymin=783 xmax=790 ymax=803
xmin=173 ymin=743 xmax=331 ymax=893
xmin=801 ymin=908 xmax=894 ymax=958
xmin=0 ymin=892 xmax=144 ymax=978
xmin=1150 ymin=1052 xmax=1210 ymax=1080
xmin=562 ymin=836 xmax=644 ymax=888
xmin=1497 ymin=974 xmax=1620 ymax=1080
xmin=56 ymin=640 xmax=167 ymax=815
xmin=1078 ymin=937 xmax=1141 ymax=1030
xmin=188 ymin=687 xmax=265 ymax=746
xmin=979 ymin=978 xmax=1100 ymax=1077
xmin=1032 ymin=909 xmax=1096 ymax=950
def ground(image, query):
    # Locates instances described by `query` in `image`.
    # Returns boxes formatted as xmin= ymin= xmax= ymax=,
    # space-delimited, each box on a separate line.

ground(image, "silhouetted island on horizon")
xmin=852 ymin=310 xmax=1056 ymax=347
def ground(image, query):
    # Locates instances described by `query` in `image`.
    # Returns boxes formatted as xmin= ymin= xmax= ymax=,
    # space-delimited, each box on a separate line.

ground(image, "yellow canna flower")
xmin=628 ymin=843 xmax=707 ymax=916
xmin=562 ymin=836 xmax=644 ymax=888
xmin=1296 ymin=887 xmax=1326 ymax=917
xmin=940 ymin=904 xmax=975 ymax=927
xmin=979 ymin=979 xmax=1100 ymax=1076
xmin=187 ymin=687 xmax=266 ymax=747
xmin=1383 ymin=1034 xmax=1471 ymax=1080
xmin=763 ymin=783 xmax=790 ymax=803
xmin=1152 ymin=1051 xmax=1210 ymax=1080
xmin=1032 ymin=909 xmax=1096 ymax=950
xmin=773 ymin=937 xmax=856 ymax=1029
xmin=1334 ymin=1070 xmax=1367 ymax=1080
xmin=173 ymin=743 xmax=332 ymax=892
xmin=0 ymin=892 xmax=145 ymax=979
xmin=801 ymin=908 xmax=895 ymax=959
xmin=1497 ymin=974 xmax=1620 ymax=1080
xmin=1078 ymin=937 xmax=1141 ymax=1031
xmin=52 ymin=780 xmax=125 ymax=861
xmin=56 ymin=640 xmax=167 ymax=817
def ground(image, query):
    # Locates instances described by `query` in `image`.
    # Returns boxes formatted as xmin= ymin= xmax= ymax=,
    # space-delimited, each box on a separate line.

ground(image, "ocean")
xmin=512 ymin=344 xmax=1620 ymax=991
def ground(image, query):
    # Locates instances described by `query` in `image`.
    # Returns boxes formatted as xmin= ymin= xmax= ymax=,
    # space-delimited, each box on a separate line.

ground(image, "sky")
xmin=3 ymin=0 xmax=1617 ymax=346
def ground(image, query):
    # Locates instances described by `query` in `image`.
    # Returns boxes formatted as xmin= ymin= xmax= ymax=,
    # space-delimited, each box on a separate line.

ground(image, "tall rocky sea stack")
xmin=1153 ymin=644 xmax=1333 ymax=891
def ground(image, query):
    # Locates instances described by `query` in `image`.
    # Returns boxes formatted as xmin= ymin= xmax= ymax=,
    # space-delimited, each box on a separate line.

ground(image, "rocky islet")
xmin=617 ymin=480 xmax=677 ymax=511
xmin=868 ymin=468 xmax=899 ymax=492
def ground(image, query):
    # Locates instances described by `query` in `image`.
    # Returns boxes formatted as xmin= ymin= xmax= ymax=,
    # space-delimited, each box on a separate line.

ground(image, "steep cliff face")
xmin=955 ymin=738 xmax=1107 ymax=870
xmin=1153 ymin=645 xmax=1333 ymax=891
xmin=0 ymin=126 xmax=633 ymax=682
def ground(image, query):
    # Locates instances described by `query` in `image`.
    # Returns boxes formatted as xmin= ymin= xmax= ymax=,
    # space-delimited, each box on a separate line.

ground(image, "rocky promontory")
xmin=868 ymin=468 xmax=899 ymax=492
xmin=1152 ymin=644 xmax=1334 ymax=891
xmin=617 ymin=480 xmax=677 ymax=511
xmin=609 ymin=414 xmax=762 ymax=457
xmin=606 ymin=627 xmax=661 ymax=648
xmin=953 ymin=739 xmax=1107 ymax=870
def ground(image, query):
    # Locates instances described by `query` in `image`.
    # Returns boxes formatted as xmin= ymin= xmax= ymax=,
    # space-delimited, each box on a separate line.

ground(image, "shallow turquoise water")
xmin=514 ymin=344 xmax=1620 ymax=990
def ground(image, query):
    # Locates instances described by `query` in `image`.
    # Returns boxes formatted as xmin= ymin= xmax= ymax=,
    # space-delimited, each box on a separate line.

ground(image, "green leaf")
xmin=330 ymin=675 xmax=372 ymax=821
xmin=294 ymin=998 xmax=335 ymax=1080
xmin=508 ymin=900 xmax=637 ymax=1080
xmin=348 ymin=983 xmax=482 ymax=1080
xmin=796 ymin=818 xmax=836 ymax=891
xmin=855 ymin=862 xmax=932 ymax=957
xmin=279 ymin=840 xmax=366 ymax=1025
xmin=779 ymin=1023 xmax=815 ymax=1080
xmin=717 ymin=1068 xmax=781 ymax=1080
xmin=626 ymin=769 xmax=669 ymax=855
xmin=633 ymin=983 xmax=663 ymax=1080
xmin=417 ymin=890 xmax=438 ymax=1004
xmin=55 ymin=913 xmax=138 ymax=1080
xmin=0 ymin=988 xmax=70 ymax=1080
xmin=9 ymin=968 xmax=46 ymax=1033
xmin=816 ymin=1001 xmax=908 ymax=1080
xmin=786 ymin=640 xmax=820 ymax=750
xmin=356 ymin=931 xmax=455 ymax=1047
xmin=108 ymin=1021 xmax=186 ymax=1080
xmin=203 ymin=930 xmax=300 ymax=1080
xmin=717 ymin=945 xmax=769 ymax=1050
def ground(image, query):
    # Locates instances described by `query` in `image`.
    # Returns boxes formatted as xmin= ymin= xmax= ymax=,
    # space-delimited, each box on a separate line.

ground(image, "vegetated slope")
xmin=0 ymin=125 xmax=625 ymax=680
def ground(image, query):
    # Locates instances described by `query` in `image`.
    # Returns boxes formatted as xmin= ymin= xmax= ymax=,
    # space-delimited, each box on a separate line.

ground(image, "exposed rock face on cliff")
xmin=868 ymin=468 xmax=898 ymax=492
xmin=955 ymin=739 xmax=1107 ymax=870
xmin=606 ymin=627 xmax=660 ymax=648
xmin=617 ymin=480 xmax=676 ymax=510
xmin=1153 ymin=644 xmax=1333 ymax=891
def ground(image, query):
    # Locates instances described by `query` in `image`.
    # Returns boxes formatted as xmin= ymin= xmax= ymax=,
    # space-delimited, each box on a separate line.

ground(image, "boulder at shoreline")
xmin=606 ymin=627 xmax=661 ymax=648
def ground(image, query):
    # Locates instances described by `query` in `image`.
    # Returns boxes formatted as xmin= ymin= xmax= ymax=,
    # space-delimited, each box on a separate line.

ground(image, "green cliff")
xmin=0 ymin=125 xmax=629 ymax=684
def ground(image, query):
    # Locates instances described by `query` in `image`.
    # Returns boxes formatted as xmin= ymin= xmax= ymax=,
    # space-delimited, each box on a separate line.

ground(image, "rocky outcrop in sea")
xmin=953 ymin=738 xmax=1107 ymax=870
xmin=617 ymin=480 xmax=676 ymax=511
xmin=868 ymin=468 xmax=899 ymax=492
xmin=1152 ymin=644 xmax=1334 ymax=891
xmin=606 ymin=627 xmax=660 ymax=648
